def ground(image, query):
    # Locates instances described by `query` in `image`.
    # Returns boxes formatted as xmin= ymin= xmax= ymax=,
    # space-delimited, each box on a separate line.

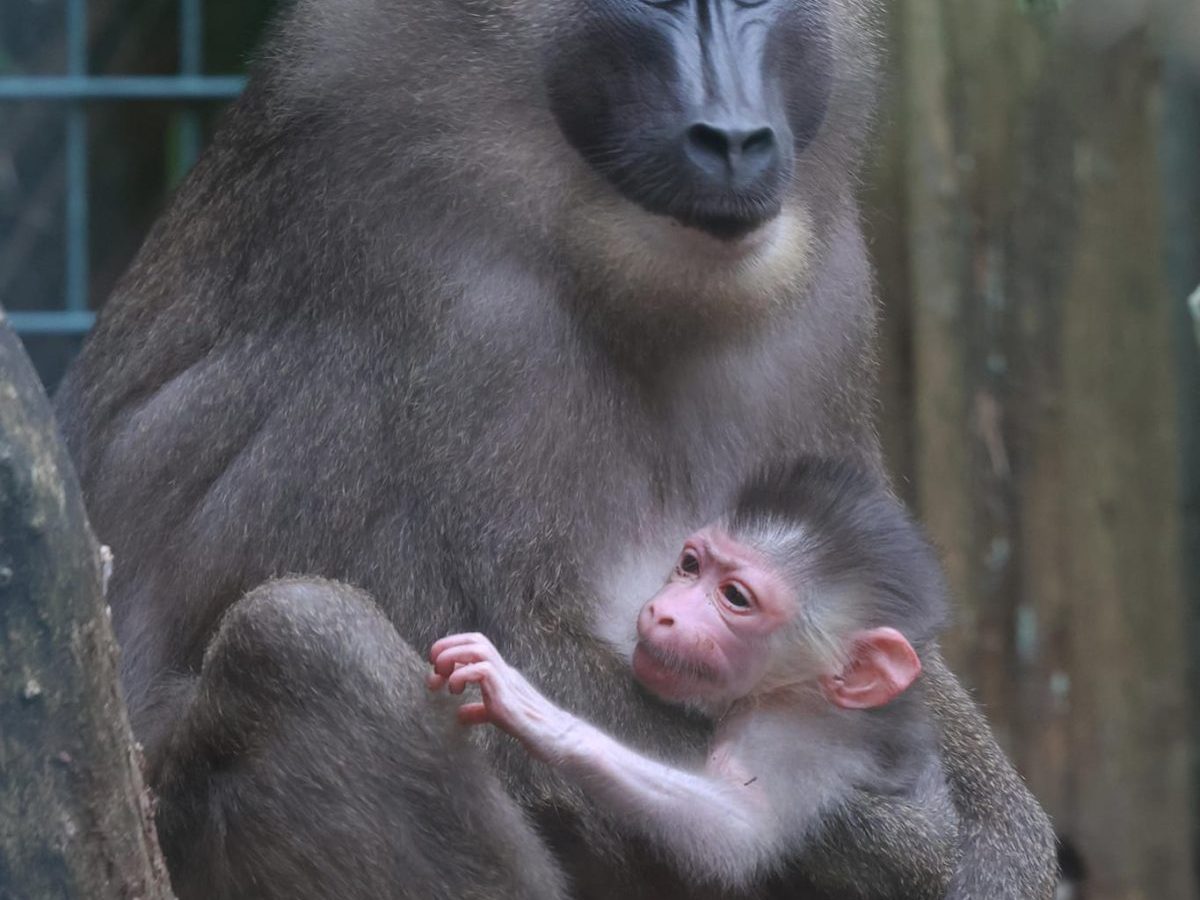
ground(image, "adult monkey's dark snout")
xmin=545 ymin=0 xmax=814 ymax=240
xmin=683 ymin=122 xmax=782 ymax=186
xmin=676 ymin=116 xmax=792 ymax=239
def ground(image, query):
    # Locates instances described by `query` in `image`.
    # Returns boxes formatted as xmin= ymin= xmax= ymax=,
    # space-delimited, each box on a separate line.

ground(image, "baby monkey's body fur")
xmin=432 ymin=460 xmax=959 ymax=897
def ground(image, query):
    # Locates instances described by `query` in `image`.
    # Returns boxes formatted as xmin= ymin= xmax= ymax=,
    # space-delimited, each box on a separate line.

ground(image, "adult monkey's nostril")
xmin=685 ymin=122 xmax=779 ymax=183
xmin=740 ymin=127 xmax=776 ymax=159
xmin=687 ymin=123 xmax=733 ymax=164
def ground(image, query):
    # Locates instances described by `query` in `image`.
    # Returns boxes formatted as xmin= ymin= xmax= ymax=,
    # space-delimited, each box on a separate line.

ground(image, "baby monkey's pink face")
xmin=633 ymin=526 xmax=795 ymax=709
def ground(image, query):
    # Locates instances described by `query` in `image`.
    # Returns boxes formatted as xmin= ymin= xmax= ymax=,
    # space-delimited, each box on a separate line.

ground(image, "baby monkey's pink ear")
xmin=820 ymin=627 xmax=922 ymax=710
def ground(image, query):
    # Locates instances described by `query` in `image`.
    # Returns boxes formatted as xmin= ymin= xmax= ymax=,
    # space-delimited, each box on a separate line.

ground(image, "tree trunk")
xmin=0 ymin=310 xmax=174 ymax=899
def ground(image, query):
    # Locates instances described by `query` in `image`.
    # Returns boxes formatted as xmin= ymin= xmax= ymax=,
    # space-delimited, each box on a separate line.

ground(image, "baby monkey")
xmin=430 ymin=459 xmax=956 ymax=894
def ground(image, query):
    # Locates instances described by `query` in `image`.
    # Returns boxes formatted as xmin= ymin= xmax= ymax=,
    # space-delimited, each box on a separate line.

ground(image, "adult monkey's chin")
xmin=564 ymin=195 xmax=817 ymax=327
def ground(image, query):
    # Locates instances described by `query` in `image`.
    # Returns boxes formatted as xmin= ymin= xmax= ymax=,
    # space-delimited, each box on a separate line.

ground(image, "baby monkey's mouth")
xmin=633 ymin=639 xmax=720 ymax=685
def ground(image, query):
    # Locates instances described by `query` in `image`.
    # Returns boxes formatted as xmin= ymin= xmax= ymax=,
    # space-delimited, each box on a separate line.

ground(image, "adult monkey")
xmin=56 ymin=0 xmax=1056 ymax=897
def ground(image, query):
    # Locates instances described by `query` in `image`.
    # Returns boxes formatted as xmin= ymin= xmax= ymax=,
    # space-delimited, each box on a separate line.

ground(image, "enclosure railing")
xmin=0 ymin=0 xmax=245 ymax=337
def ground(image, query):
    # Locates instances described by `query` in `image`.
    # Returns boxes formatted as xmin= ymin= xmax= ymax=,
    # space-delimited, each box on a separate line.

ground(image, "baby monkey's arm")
xmin=428 ymin=633 xmax=776 ymax=887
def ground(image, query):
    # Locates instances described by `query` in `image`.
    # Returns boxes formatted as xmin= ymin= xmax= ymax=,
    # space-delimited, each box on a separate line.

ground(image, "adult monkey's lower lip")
xmin=688 ymin=215 xmax=768 ymax=242
xmin=670 ymin=195 xmax=782 ymax=240
xmin=663 ymin=214 xmax=782 ymax=261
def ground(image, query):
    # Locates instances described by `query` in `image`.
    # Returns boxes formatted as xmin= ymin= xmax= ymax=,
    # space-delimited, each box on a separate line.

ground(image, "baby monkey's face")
xmin=633 ymin=527 xmax=796 ymax=710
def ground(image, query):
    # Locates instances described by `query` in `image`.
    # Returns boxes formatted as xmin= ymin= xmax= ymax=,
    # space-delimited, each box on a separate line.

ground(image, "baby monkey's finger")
xmin=429 ymin=632 xmax=492 ymax=663
xmin=457 ymin=703 xmax=490 ymax=725
xmin=447 ymin=661 xmax=494 ymax=695
xmin=432 ymin=643 xmax=497 ymax=679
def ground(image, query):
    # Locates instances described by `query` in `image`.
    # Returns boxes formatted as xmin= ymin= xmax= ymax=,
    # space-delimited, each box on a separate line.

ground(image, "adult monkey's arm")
xmin=922 ymin=652 xmax=1058 ymax=899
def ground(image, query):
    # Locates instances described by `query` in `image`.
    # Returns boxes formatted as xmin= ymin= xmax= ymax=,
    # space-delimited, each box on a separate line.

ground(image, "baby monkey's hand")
xmin=428 ymin=633 xmax=578 ymax=759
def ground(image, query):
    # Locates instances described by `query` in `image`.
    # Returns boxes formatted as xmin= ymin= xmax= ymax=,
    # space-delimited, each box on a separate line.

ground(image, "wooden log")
xmin=0 ymin=310 xmax=174 ymax=899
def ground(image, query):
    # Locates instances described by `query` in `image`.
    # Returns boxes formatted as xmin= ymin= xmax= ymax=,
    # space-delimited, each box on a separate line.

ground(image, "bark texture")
xmin=0 ymin=311 xmax=173 ymax=899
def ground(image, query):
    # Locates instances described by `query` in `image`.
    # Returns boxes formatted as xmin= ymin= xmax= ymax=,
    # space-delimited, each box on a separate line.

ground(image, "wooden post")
xmin=1162 ymin=58 xmax=1200 ymax=875
xmin=1049 ymin=33 xmax=1191 ymax=896
xmin=893 ymin=2 xmax=1193 ymax=895
xmin=900 ymin=0 xmax=1028 ymax=740
xmin=0 ymin=311 xmax=174 ymax=899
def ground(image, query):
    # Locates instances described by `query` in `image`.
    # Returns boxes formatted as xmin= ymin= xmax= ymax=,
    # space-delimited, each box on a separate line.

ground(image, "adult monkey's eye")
xmin=678 ymin=550 xmax=700 ymax=576
xmin=722 ymin=584 xmax=752 ymax=609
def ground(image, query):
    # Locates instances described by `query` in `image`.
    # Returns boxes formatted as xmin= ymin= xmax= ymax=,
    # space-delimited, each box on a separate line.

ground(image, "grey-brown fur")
xmin=151 ymin=578 xmax=567 ymax=899
xmin=727 ymin=459 xmax=961 ymax=899
xmin=729 ymin=457 xmax=950 ymax=649
xmin=726 ymin=460 xmax=1054 ymax=899
xmin=54 ymin=0 xmax=1055 ymax=896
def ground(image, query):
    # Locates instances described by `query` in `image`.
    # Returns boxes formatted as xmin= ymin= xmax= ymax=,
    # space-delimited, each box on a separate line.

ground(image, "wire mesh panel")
xmin=0 ymin=0 xmax=257 ymax=386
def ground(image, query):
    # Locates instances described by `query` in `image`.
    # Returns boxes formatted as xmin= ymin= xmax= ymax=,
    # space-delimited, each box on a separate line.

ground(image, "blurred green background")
xmin=1 ymin=1 xmax=1197 ymax=896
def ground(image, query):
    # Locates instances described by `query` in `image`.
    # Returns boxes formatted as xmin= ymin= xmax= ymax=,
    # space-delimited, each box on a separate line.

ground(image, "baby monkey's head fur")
xmin=722 ymin=458 xmax=950 ymax=697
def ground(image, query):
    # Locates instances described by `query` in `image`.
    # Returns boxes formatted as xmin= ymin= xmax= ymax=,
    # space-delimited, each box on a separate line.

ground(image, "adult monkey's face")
xmin=513 ymin=0 xmax=876 ymax=320
xmin=544 ymin=0 xmax=833 ymax=244
xmin=278 ymin=0 xmax=876 ymax=316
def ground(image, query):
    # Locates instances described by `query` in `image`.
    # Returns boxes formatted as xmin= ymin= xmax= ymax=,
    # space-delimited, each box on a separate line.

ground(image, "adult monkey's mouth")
xmin=683 ymin=212 xmax=778 ymax=242
xmin=667 ymin=198 xmax=786 ymax=243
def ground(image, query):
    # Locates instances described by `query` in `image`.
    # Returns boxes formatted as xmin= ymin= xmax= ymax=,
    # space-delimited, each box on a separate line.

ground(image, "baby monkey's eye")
xmin=722 ymin=584 xmax=751 ymax=609
xmin=678 ymin=550 xmax=700 ymax=576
